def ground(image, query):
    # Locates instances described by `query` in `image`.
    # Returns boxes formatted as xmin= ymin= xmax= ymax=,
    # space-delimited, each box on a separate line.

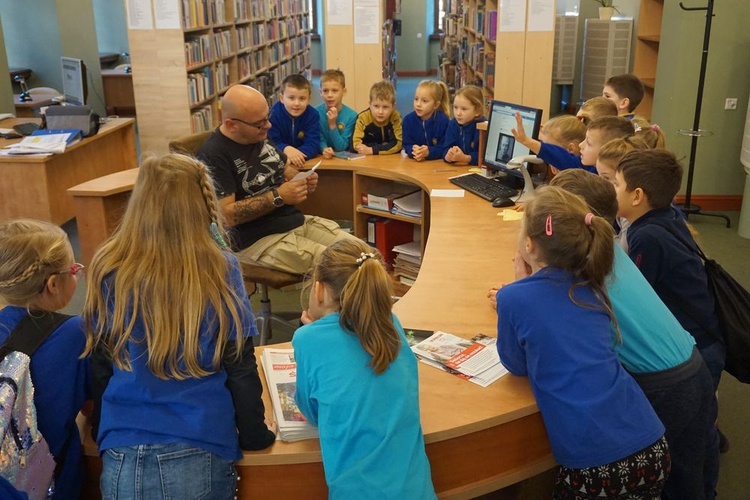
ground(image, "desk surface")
xmin=70 ymin=155 xmax=553 ymax=498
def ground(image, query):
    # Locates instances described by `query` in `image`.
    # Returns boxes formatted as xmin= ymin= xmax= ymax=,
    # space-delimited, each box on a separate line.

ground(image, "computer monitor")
xmin=61 ymin=56 xmax=88 ymax=106
xmin=483 ymin=100 xmax=543 ymax=181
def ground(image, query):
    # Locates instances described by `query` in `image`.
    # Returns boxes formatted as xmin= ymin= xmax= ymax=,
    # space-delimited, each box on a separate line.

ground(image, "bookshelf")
xmin=632 ymin=0 xmax=664 ymax=119
xmin=580 ymin=19 xmax=633 ymax=101
xmin=127 ymin=0 xmax=311 ymax=153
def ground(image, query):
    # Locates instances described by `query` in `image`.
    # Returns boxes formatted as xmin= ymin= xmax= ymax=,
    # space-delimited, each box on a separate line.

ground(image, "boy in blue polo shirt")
xmin=317 ymin=69 xmax=357 ymax=159
xmin=269 ymin=74 xmax=320 ymax=168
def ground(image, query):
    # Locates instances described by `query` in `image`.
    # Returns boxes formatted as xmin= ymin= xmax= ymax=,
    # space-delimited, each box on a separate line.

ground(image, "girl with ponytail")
xmin=494 ymin=185 xmax=669 ymax=499
xmin=83 ymin=154 xmax=276 ymax=499
xmin=293 ymin=239 xmax=435 ymax=499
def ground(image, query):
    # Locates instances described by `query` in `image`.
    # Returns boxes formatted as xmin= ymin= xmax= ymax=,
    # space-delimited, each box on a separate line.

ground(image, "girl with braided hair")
xmin=293 ymin=239 xmax=435 ymax=499
xmin=494 ymin=186 xmax=670 ymax=499
xmin=0 ymin=219 xmax=89 ymax=499
xmin=83 ymin=154 xmax=276 ymax=499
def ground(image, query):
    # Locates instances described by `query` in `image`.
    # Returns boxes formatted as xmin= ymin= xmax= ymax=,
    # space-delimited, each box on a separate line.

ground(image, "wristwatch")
xmin=271 ymin=188 xmax=284 ymax=207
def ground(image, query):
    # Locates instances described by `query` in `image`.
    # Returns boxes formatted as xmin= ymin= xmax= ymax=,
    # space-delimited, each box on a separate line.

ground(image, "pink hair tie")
xmin=651 ymin=124 xmax=661 ymax=132
xmin=584 ymin=213 xmax=595 ymax=226
xmin=545 ymin=214 xmax=553 ymax=236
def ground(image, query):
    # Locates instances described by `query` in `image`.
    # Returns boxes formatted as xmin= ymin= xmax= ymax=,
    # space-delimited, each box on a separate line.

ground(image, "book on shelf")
xmin=410 ymin=332 xmax=508 ymax=388
xmin=392 ymin=241 xmax=422 ymax=287
xmin=260 ymin=348 xmax=318 ymax=443
xmin=334 ymin=151 xmax=365 ymax=160
xmin=392 ymin=190 xmax=422 ymax=218
xmin=361 ymin=183 xmax=420 ymax=212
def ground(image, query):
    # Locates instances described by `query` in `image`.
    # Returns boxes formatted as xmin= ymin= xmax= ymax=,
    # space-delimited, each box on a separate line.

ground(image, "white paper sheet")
xmin=527 ymin=0 xmax=554 ymax=32
xmin=328 ymin=0 xmax=352 ymax=25
xmin=154 ymin=0 xmax=180 ymax=29
xmin=354 ymin=5 xmax=379 ymax=44
xmin=499 ymin=0 xmax=526 ymax=33
xmin=126 ymin=0 xmax=154 ymax=30
xmin=430 ymin=189 xmax=465 ymax=198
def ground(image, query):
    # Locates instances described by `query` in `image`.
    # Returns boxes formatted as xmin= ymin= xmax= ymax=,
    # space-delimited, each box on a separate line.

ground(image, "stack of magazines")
xmin=392 ymin=241 xmax=421 ymax=286
xmin=410 ymin=332 xmax=508 ymax=387
xmin=260 ymin=348 xmax=318 ymax=442
xmin=392 ymin=191 xmax=422 ymax=218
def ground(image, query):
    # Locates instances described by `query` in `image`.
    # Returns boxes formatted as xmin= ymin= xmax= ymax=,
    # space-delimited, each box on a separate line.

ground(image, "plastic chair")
xmin=27 ymin=87 xmax=62 ymax=97
xmin=168 ymin=131 xmax=302 ymax=345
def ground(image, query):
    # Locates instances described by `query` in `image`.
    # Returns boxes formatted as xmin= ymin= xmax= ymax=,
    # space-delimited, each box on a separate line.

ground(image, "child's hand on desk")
xmin=355 ymin=144 xmax=373 ymax=155
xmin=264 ymin=417 xmax=278 ymax=436
xmin=412 ymin=145 xmax=429 ymax=162
xmin=284 ymin=146 xmax=307 ymax=168
xmin=322 ymin=147 xmax=334 ymax=159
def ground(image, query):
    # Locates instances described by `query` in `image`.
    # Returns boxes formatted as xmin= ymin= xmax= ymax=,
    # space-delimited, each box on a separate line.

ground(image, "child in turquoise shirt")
xmin=316 ymin=69 xmax=357 ymax=158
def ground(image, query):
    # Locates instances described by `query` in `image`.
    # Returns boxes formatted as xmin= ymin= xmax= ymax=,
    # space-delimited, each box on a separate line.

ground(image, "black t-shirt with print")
xmin=197 ymin=129 xmax=304 ymax=250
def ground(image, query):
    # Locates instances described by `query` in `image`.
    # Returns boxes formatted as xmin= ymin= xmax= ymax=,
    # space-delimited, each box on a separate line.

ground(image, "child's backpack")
xmin=0 ymin=312 xmax=71 ymax=500
xmin=648 ymin=221 xmax=750 ymax=383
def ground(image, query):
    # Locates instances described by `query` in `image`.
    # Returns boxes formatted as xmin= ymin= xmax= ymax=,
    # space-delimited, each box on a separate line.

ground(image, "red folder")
xmin=374 ymin=218 xmax=414 ymax=270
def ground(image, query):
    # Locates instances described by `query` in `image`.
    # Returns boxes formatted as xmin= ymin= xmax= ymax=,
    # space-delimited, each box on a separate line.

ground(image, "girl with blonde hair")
xmin=293 ymin=239 xmax=435 ymax=499
xmin=83 ymin=154 xmax=276 ymax=499
xmin=0 ymin=219 xmax=89 ymax=499
xmin=494 ymin=186 xmax=669 ymax=499
xmin=632 ymin=116 xmax=667 ymax=149
xmin=403 ymin=79 xmax=451 ymax=161
xmin=576 ymin=96 xmax=618 ymax=126
xmin=443 ymin=85 xmax=486 ymax=165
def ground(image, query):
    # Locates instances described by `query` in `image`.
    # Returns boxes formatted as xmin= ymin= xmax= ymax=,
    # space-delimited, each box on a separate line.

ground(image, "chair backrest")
xmin=114 ymin=64 xmax=130 ymax=71
xmin=168 ymin=130 xmax=213 ymax=157
xmin=27 ymin=87 xmax=62 ymax=97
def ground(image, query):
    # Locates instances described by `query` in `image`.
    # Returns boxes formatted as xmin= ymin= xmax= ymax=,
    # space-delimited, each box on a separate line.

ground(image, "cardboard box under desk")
xmin=361 ymin=184 xmax=420 ymax=212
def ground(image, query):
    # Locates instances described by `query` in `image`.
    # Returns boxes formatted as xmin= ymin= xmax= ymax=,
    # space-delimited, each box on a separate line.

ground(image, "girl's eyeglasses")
xmin=38 ymin=263 xmax=85 ymax=293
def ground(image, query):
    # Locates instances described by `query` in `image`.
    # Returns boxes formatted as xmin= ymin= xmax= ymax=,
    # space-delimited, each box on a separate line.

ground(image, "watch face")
xmin=272 ymin=189 xmax=284 ymax=207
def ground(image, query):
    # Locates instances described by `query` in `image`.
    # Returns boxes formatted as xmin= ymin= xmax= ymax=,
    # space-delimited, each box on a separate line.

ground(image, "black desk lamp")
xmin=14 ymin=75 xmax=32 ymax=102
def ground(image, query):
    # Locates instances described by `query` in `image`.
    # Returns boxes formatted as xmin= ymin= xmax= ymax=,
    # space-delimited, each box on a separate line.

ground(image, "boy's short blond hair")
xmin=369 ymin=80 xmax=396 ymax=104
xmin=321 ymin=69 xmax=346 ymax=88
xmin=281 ymin=74 xmax=312 ymax=95
xmin=578 ymin=97 xmax=618 ymax=126
xmin=544 ymin=115 xmax=586 ymax=146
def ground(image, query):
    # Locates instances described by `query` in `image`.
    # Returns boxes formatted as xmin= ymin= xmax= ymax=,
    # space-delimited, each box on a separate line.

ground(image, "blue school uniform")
xmin=443 ymin=117 xmax=486 ymax=165
xmin=316 ymin=103 xmax=357 ymax=152
xmin=402 ymin=110 xmax=449 ymax=160
xmin=537 ymin=142 xmax=596 ymax=173
xmin=495 ymin=267 xmax=664 ymax=469
xmin=268 ymin=100 xmax=321 ymax=159
xmin=293 ymin=313 xmax=435 ymax=500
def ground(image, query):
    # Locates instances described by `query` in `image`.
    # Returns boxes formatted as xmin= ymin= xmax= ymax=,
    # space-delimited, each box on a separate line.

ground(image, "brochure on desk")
xmin=260 ymin=348 xmax=318 ymax=442
xmin=1 ymin=129 xmax=81 ymax=155
xmin=411 ymin=332 xmax=508 ymax=387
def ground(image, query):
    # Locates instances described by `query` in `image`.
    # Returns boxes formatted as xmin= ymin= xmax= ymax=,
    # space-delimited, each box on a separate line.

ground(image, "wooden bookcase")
xmin=127 ymin=0 xmax=311 ymax=153
xmin=439 ymin=0 xmax=553 ymax=120
xmin=632 ymin=0 xmax=664 ymax=120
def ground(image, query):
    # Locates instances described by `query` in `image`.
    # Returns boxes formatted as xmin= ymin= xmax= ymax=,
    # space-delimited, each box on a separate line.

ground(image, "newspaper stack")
xmin=392 ymin=241 xmax=421 ymax=286
xmin=260 ymin=348 xmax=318 ymax=442
xmin=411 ymin=332 xmax=508 ymax=387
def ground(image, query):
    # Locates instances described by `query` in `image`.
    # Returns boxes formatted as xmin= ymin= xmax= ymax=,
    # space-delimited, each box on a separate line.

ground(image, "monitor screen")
xmin=483 ymin=100 xmax=543 ymax=179
xmin=61 ymin=57 xmax=88 ymax=106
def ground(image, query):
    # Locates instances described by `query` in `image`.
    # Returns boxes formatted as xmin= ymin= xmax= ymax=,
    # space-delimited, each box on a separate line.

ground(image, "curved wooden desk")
xmin=69 ymin=155 xmax=554 ymax=499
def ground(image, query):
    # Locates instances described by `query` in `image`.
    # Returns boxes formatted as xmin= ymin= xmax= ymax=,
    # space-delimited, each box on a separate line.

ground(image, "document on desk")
xmin=290 ymin=160 xmax=321 ymax=181
xmin=430 ymin=189 xmax=465 ymax=197
xmin=2 ymin=132 xmax=79 ymax=155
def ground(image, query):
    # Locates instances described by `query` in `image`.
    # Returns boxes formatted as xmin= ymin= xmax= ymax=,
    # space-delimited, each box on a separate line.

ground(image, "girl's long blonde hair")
xmin=311 ymin=239 xmax=400 ymax=374
xmin=418 ymin=80 xmax=451 ymax=117
xmin=0 ymin=219 xmax=70 ymax=308
xmin=82 ymin=154 xmax=245 ymax=380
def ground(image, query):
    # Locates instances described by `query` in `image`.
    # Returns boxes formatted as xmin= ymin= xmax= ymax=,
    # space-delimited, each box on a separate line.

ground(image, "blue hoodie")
xmin=268 ymin=100 xmax=321 ymax=159
xmin=537 ymin=142 xmax=596 ymax=173
xmin=402 ymin=110 xmax=450 ymax=160
xmin=443 ymin=117 xmax=486 ymax=165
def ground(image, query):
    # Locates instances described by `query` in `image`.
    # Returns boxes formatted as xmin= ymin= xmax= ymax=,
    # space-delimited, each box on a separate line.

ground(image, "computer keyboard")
xmin=449 ymin=173 xmax=517 ymax=201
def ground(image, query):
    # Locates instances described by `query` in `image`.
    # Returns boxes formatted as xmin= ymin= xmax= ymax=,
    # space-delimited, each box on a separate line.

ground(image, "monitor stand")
xmin=507 ymin=156 xmax=544 ymax=203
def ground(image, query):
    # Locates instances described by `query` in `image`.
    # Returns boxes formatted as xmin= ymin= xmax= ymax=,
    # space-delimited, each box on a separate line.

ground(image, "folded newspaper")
xmin=260 ymin=348 xmax=318 ymax=442
xmin=411 ymin=332 xmax=508 ymax=387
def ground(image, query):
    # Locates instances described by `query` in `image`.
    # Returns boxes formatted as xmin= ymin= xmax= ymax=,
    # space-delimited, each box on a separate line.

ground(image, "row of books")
xmin=191 ymin=106 xmax=213 ymax=133
xmin=393 ymin=242 xmax=421 ymax=287
xmin=187 ymin=68 xmax=214 ymax=105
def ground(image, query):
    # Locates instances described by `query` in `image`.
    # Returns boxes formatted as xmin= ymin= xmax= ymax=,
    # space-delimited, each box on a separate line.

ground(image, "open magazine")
xmin=411 ymin=332 xmax=508 ymax=387
xmin=260 ymin=348 xmax=318 ymax=442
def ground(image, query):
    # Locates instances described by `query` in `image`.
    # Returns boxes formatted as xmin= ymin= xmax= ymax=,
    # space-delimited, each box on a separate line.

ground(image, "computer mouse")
xmin=492 ymin=197 xmax=515 ymax=208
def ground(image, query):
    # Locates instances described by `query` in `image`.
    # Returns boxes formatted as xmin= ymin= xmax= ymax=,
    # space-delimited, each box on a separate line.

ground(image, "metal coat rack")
xmin=676 ymin=0 xmax=731 ymax=228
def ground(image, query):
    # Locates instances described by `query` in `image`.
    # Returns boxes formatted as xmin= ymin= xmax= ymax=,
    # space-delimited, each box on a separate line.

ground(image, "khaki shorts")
xmin=236 ymin=216 xmax=359 ymax=275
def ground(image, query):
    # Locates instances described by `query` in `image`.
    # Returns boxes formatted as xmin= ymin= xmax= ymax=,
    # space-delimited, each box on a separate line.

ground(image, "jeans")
xmin=100 ymin=443 xmax=237 ymax=500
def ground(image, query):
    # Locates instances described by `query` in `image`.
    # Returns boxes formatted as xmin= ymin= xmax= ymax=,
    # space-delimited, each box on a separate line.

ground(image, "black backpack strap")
xmin=0 ymin=311 xmax=72 ymax=363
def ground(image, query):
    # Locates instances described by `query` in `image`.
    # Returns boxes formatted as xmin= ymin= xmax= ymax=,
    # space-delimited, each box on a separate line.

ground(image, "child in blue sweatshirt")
xmin=317 ymin=69 xmax=357 ymax=158
xmin=512 ymin=114 xmax=634 ymax=173
xmin=269 ymin=74 xmax=320 ymax=168
xmin=443 ymin=85 xmax=486 ymax=166
xmin=402 ymin=80 xmax=450 ymax=161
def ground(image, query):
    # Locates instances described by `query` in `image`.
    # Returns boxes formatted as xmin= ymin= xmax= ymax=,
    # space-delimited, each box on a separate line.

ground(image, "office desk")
xmin=69 ymin=156 xmax=554 ymax=499
xmin=13 ymin=94 xmax=55 ymax=118
xmin=0 ymin=118 xmax=137 ymax=225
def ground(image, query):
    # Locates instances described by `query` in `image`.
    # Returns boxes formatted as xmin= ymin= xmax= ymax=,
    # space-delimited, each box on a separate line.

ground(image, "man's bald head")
xmin=220 ymin=85 xmax=271 ymax=145
xmin=222 ymin=84 xmax=266 ymax=119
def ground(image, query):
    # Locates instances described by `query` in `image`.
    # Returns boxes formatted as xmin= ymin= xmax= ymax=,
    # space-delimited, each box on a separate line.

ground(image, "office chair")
xmin=168 ymin=131 xmax=303 ymax=345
